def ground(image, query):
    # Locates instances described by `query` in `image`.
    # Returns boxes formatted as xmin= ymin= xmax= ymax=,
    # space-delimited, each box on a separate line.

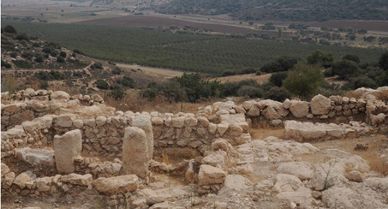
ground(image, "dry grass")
xmin=104 ymin=90 xmax=215 ymax=113
xmin=210 ymin=73 xmax=271 ymax=84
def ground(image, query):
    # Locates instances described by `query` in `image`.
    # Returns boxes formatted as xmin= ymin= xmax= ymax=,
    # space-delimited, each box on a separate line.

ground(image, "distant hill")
xmin=156 ymin=0 xmax=388 ymax=21
xmin=90 ymin=0 xmax=170 ymax=7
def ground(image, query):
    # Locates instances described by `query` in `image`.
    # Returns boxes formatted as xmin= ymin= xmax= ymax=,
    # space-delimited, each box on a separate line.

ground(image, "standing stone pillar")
xmin=131 ymin=114 xmax=154 ymax=161
xmin=122 ymin=127 xmax=150 ymax=179
xmin=53 ymin=129 xmax=82 ymax=174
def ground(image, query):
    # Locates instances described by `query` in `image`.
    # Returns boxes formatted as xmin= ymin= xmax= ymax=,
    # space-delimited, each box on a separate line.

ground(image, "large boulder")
xmin=13 ymin=171 xmax=36 ymax=189
xmin=53 ymin=129 xmax=82 ymax=174
xmin=273 ymin=174 xmax=303 ymax=193
xmin=15 ymin=147 xmax=54 ymax=167
xmin=310 ymin=94 xmax=331 ymax=115
xmin=51 ymin=91 xmax=70 ymax=100
xmin=93 ymin=175 xmax=139 ymax=194
xmin=220 ymin=114 xmax=246 ymax=124
xmin=222 ymin=174 xmax=252 ymax=191
xmin=289 ymin=101 xmax=309 ymax=118
xmin=284 ymin=120 xmax=326 ymax=141
xmin=198 ymin=164 xmax=226 ymax=186
xmin=60 ymin=173 xmax=92 ymax=186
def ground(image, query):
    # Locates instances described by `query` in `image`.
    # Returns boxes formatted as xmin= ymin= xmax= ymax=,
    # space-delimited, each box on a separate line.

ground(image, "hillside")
xmin=4 ymin=21 xmax=384 ymax=75
xmin=156 ymin=0 xmax=388 ymax=21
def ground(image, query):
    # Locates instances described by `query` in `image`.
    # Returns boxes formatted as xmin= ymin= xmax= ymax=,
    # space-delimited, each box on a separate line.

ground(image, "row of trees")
xmin=140 ymin=50 xmax=388 ymax=102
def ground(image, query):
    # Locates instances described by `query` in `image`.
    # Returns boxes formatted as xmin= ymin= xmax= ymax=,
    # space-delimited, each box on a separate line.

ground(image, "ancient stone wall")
xmin=1 ymin=89 xmax=104 ymax=130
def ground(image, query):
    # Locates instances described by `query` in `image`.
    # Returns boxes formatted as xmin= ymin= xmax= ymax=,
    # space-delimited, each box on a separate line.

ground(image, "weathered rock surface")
xmin=122 ymin=127 xmax=150 ymax=179
xmin=54 ymin=129 xmax=82 ymax=173
xmin=198 ymin=165 xmax=226 ymax=186
xmin=311 ymin=94 xmax=331 ymax=115
xmin=93 ymin=175 xmax=139 ymax=194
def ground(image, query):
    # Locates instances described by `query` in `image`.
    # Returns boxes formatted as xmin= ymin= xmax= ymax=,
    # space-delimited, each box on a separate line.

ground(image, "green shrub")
xmin=119 ymin=76 xmax=135 ymax=88
xmin=307 ymin=51 xmax=334 ymax=68
xmin=21 ymin=52 xmax=33 ymax=60
xmin=342 ymin=54 xmax=360 ymax=64
xmin=35 ymin=71 xmax=65 ymax=80
xmin=349 ymin=75 xmax=377 ymax=89
xmin=379 ymin=51 xmax=388 ymax=70
xmin=161 ymin=80 xmax=188 ymax=102
xmin=264 ymin=87 xmax=291 ymax=102
xmin=95 ymin=79 xmax=110 ymax=90
xmin=35 ymin=55 xmax=44 ymax=63
xmin=10 ymin=52 xmax=17 ymax=58
xmin=1 ymin=60 xmax=12 ymax=68
xmin=221 ymin=82 xmax=241 ymax=97
xmin=57 ymin=56 xmax=65 ymax=63
xmin=43 ymin=47 xmax=56 ymax=56
xmin=16 ymin=33 xmax=29 ymax=41
xmin=109 ymin=86 xmax=125 ymax=100
xmin=270 ymin=72 xmax=288 ymax=87
xmin=3 ymin=25 xmax=17 ymax=34
xmin=332 ymin=60 xmax=359 ymax=80
xmin=260 ymin=57 xmax=298 ymax=73
xmin=237 ymin=85 xmax=263 ymax=98
xmin=13 ymin=60 xmax=32 ymax=69
xmin=142 ymin=83 xmax=159 ymax=100
xmin=91 ymin=62 xmax=103 ymax=70
xmin=59 ymin=51 xmax=67 ymax=58
xmin=112 ymin=67 xmax=122 ymax=75
xmin=283 ymin=64 xmax=324 ymax=99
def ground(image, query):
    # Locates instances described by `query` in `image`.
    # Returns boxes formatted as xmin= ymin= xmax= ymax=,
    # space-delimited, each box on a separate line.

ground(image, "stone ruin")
xmin=1 ymin=87 xmax=388 ymax=209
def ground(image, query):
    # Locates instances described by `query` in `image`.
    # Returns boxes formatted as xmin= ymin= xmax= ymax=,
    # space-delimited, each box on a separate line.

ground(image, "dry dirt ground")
xmin=116 ymin=63 xmax=184 ymax=80
xmin=211 ymin=73 xmax=271 ymax=84
xmin=251 ymin=127 xmax=388 ymax=175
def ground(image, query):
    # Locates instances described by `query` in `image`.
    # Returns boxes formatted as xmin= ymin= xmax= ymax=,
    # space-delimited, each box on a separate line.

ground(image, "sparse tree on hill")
xmin=379 ymin=52 xmax=388 ymax=70
xmin=283 ymin=64 xmax=324 ymax=99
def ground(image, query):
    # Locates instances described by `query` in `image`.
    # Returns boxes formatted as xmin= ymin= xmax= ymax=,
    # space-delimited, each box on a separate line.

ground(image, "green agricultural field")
xmin=5 ymin=21 xmax=385 ymax=75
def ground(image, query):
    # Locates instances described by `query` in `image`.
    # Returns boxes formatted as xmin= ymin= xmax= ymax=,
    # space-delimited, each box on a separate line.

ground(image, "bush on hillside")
xmin=348 ymin=76 xmax=377 ymax=89
xmin=283 ymin=64 xmax=324 ymax=99
xmin=270 ymin=71 xmax=288 ymax=87
xmin=119 ymin=76 xmax=135 ymax=88
xmin=91 ymin=62 xmax=103 ymax=70
xmin=3 ymin=25 xmax=17 ymax=34
xmin=379 ymin=51 xmax=388 ymax=70
xmin=13 ymin=60 xmax=32 ymax=69
xmin=109 ymin=86 xmax=126 ymax=100
xmin=95 ymin=79 xmax=110 ymax=90
xmin=342 ymin=54 xmax=360 ymax=64
xmin=260 ymin=57 xmax=298 ymax=73
xmin=1 ymin=60 xmax=12 ymax=68
xmin=237 ymin=85 xmax=263 ymax=98
xmin=59 ymin=51 xmax=67 ymax=58
xmin=16 ymin=33 xmax=29 ymax=41
xmin=35 ymin=55 xmax=44 ymax=63
xmin=112 ymin=67 xmax=122 ymax=75
xmin=57 ymin=56 xmax=65 ymax=63
xmin=332 ymin=60 xmax=359 ymax=80
xmin=307 ymin=51 xmax=334 ymax=68
xmin=35 ymin=71 xmax=65 ymax=80
xmin=264 ymin=86 xmax=291 ymax=102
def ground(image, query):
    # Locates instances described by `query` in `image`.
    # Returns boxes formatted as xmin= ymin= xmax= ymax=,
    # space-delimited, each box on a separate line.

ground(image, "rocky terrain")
xmin=1 ymin=87 xmax=388 ymax=209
